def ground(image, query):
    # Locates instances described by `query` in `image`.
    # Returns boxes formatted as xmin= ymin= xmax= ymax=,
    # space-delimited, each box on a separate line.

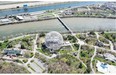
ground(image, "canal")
xmin=0 ymin=17 xmax=115 ymax=39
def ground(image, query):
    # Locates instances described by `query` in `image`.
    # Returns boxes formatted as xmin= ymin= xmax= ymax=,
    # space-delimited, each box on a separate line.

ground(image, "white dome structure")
xmin=45 ymin=31 xmax=64 ymax=51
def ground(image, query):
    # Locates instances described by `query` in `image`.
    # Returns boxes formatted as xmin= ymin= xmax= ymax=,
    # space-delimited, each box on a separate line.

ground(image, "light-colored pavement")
xmin=90 ymin=46 xmax=97 ymax=74
xmin=95 ymin=32 xmax=99 ymax=41
xmin=30 ymin=62 xmax=43 ymax=73
xmin=25 ymin=34 xmax=38 ymax=65
xmin=9 ymin=34 xmax=35 ymax=41
xmin=77 ymin=44 xmax=87 ymax=68
xmin=109 ymin=40 xmax=114 ymax=51
xmin=24 ymin=34 xmax=38 ymax=73
xmin=95 ymin=32 xmax=115 ymax=52
xmin=0 ymin=41 xmax=3 ymax=43
xmin=34 ymin=58 xmax=45 ymax=70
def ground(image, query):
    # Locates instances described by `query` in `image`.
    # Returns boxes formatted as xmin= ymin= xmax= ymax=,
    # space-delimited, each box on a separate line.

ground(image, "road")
xmin=77 ymin=44 xmax=87 ymax=68
xmin=109 ymin=40 xmax=114 ymax=51
xmin=95 ymin=32 xmax=115 ymax=51
xmin=9 ymin=34 xmax=35 ymax=41
xmin=90 ymin=46 xmax=97 ymax=73
xmin=25 ymin=34 xmax=38 ymax=65
xmin=23 ymin=34 xmax=39 ymax=73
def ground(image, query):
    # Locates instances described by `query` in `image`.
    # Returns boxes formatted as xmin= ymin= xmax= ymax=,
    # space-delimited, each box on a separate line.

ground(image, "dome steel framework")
xmin=45 ymin=31 xmax=64 ymax=51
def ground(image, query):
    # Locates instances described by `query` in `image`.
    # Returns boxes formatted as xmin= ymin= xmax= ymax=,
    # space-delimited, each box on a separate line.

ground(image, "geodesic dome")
xmin=45 ymin=31 xmax=64 ymax=51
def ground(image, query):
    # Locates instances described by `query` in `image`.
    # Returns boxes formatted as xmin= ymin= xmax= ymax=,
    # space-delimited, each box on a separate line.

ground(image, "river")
xmin=0 ymin=2 xmax=103 ymax=17
xmin=0 ymin=17 xmax=115 ymax=39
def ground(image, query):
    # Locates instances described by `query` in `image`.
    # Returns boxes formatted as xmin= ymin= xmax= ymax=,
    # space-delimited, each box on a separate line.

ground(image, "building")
xmin=0 ymin=18 xmax=12 ymax=24
xmin=45 ymin=31 xmax=64 ymax=52
xmin=23 ymin=4 xmax=28 ymax=8
xmin=63 ymin=41 xmax=71 ymax=46
xmin=16 ymin=16 xmax=24 ymax=21
xmin=103 ymin=53 xmax=116 ymax=62
xmin=96 ymin=61 xmax=116 ymax=73
xmin=113 ymin=42 xmax=116 ymax=50
xmin=95 ymin=40 xmax=104 ymax=47
xmin=4 ymin=49 xmax=23 ymax=56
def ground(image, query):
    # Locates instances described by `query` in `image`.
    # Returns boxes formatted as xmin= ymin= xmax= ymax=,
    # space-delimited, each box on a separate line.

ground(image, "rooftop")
xmin=104 ymin=53 xmax=116 ymax=62
xmin=96 ymin=60 xmax=116 ymax=73
xmin=4 ymin=49 xmax=22 ymax=56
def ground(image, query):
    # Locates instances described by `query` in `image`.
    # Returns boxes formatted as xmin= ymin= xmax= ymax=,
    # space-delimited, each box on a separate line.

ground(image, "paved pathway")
xmin=77 ymin=44 xmax=87 ymax=68
xmin=90 ymin=46 xmax=97 ymax=73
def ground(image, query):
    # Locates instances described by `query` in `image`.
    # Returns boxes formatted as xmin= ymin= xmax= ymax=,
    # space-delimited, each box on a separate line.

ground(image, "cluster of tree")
xmin=80 ymin=49 xmax=93 ymax=59
xmin=0 ymin=40 xmax=9 ymax=51
xmin=39 ymin=32 xmax=45 ymax=37
xmin=2 ymin=36 xmax=34 ymax=50
xmin=0 ymin=61 xmax=29 ymax=73
xmin=74 ymin=43 xmax=79 ymax=50
xmin=7 ymin=41 xmax=16 ymax=48
xmin=84 ymin=60 xmax=91 ymax=73
xmin=81 ymin=45 xmax=94 ymax=50
xmin=67 ymin=35 xmax=77 ymax=43
xmin=99 ymin=36 xmax=109 ymax=44
xmin=24 ymin=52 xmax=34 ymax=58
xmin=20 ymin=37 xmax=33 ymax=50
xmin=76 ymin=33 xmax=86 ymax=40
xmin=79 ymin=45 xmax=96 ymax=73
xmin=23 ymin=59 xmax=28 ymax=63
xmin=103 ymin=33 xmax=116 ymax=43
xmin=48 ymin=54 xmax=87 ymax=73
xmin=34 ymin=53 xmax=47 ymax=63
xmin=48 ymin=60 xmax=71 ymax=73
xmin=89 ymin=31 xmax=95 ymax=35
xmin=85 ymin=38 xmax=97 ymax=45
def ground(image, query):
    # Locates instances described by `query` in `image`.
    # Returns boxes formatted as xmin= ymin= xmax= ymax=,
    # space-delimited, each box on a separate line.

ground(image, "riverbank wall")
xmin=0 ymin=15 xmax=115 ymax=26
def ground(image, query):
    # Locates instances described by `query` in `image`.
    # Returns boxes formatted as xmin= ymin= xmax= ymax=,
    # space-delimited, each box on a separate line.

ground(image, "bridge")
xmin=53 ymin=13 xmax=74 ymax=35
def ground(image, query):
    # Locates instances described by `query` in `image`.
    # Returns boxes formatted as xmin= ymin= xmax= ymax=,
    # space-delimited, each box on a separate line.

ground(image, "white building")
xmin=0 ymin=18 xmax=12 ymax=23
xmin=104 ymin=53 xmax=116 ymax=62
xmin=96 ymin=60 xmax=116 ymax=74
xmin=16 ymin=16 xmax=24 ymax=20
xmin=63 ymin=41 xmax=71 ymax=46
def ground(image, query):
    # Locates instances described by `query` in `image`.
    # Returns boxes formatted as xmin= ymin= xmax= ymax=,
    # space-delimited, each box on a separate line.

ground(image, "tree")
xmin=39 ymin=32 xmax=45 ymax=37
xmin=0 ymin=43 xmax=2 ymax=46
xmin=7 ymin=43 xmax=13 ymax=48
xmin=74 ymin=44 xmax=79 ymax=50
xmin=4 ymin=39 xmax=9 ymax=43
xmin=101 ymin=31 xmax=104 ymax=34
xmin=79 ymin=63 xmax=83 ymax=68
xmin=85 ymin=68 xmax=91 ymax=73
xmin=89 ymin=31 xmax=95 ymax=35
xmin=81 ymin=52 xmax=86 ymax=57
xmin=21 ymin=44 xmax=25 ymax=49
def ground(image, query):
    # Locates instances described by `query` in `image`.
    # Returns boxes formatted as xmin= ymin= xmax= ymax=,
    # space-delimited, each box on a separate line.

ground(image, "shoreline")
xmin=0 ymin=31 xmax=116 ymax=41
xmin=0 ymin=16 xmax=115 ymax=26
xmin=0 ymin=16 xmax=115 ymax=40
